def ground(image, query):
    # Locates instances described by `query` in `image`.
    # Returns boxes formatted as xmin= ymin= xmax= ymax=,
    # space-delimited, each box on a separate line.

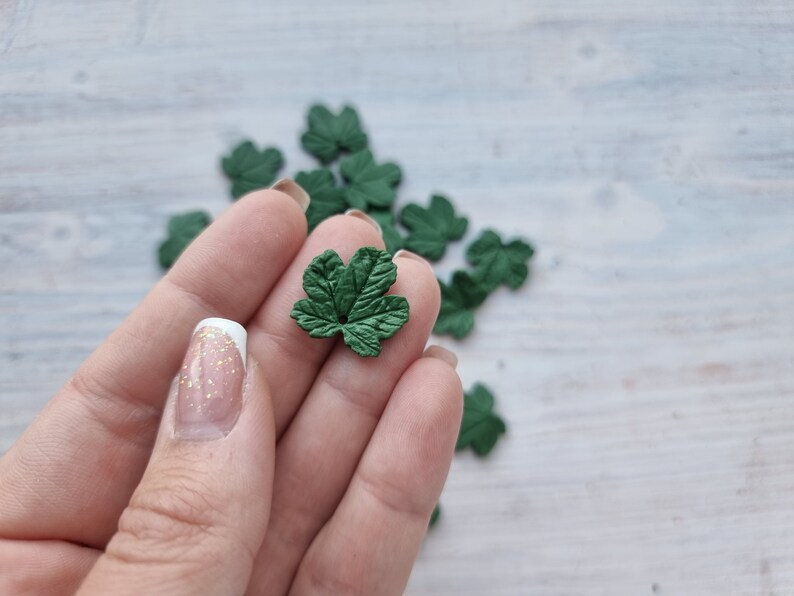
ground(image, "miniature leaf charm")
xmin=339 ymin=149 xmax=402 ymax=210
xmin=158 ymin=210 xmax=212 ymax=269
xmin=295 ymin=169 xmax=348 ymax=231
xmin=433 ymin=271 xmax=488 ymax=338
xmin=400 ymin=194 xmax=468 ymax=260
xmin=301 ymin=104 xmax=368 ymax=164
xmin=466 ymin=230 xmax=534 ymax=291
xmin=456 ymin=384 xmax=506 ymax=456
xmin=221 ymin=141 xmax=284 ymax=200
xmin=291 ymin=247 xmax=410 ymax=357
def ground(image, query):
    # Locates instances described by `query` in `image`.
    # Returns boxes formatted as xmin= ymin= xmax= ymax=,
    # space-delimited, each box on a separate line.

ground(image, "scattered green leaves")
xmin=434 ymin=271 xmax=488 ymax=338
xmin=400 ymin=194 xmax=468 ymax=260
xmin=301 ymin=104 xmax=368 ymax=164
xmin=291 ymin=247 xmax=409 ymax=357
xmin=340 ymin=149 xmax=402 ymax=210
xmin=456 ymin=383 xmax=506 ymax=456
xmin=295 ymin=169 xmax=348 ymax=232
xmin=467 ymin=230 xmax=535 ymax=291
xmin=368 ymin=208 xmax=404 ymax=255
xmin=158 ymin=211 xmax=212 ymax=269
xmin=221 ymin=141 xmax=284 ymax=200
xmin=157 ymin=106 xmax=534 ymax=540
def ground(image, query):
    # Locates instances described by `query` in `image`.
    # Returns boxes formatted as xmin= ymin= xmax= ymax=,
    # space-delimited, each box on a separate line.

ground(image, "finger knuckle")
xmin=108 ymin=467 xmax=233 ymax=567
xmin=302 ymin=555 xmax=363 ymax=595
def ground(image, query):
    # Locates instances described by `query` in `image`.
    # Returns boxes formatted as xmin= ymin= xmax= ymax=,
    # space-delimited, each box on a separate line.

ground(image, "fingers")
xmin=246 ymin=210 xmax=384 ymax=435
xmin=290 ymin=353 xmax=463 ymax=595
xmin=0 ymin=539 xmax=99 ymax=595
xmin=247 ymin=251 xmax=440 ymax=594
xmin=79 ymin=320 xmax=275 ymax=596
xmin=0 ymin=189 xmax=306 ymax=547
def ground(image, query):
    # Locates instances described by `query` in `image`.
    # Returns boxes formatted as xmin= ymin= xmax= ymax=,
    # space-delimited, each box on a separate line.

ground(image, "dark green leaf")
xmin=221 ymin=141 xmax=284 ymax=200
xmin=429 ymin=503 xmax=441 ymax=528
xmin=291 ymin=247 xmax=409 ymax=357
xmin=295 ymin=169 xmax=348 ymax=232
xmin=400 ymin=194 xmax=468 ymax=260
xmin=158 ymin=211 xmax=212 ymax=270
xmin=466 ymin=230 xmax=535 ymax=291
xmin=368 ymin=208 xmax=404 ymax=255
xmin=433 ymin=271 xmax=488 ymax=338
xmin=456 ymin=383 xmax=506 ymax=456
xmin=339 ymin=150 xmax=402 ymax=210
xmin=301 ymin=104 xmax=368 ymax=164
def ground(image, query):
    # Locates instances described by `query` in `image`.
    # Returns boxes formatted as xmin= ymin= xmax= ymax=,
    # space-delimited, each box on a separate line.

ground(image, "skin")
xmin=0 ymin=189 xmax=463 ymax=595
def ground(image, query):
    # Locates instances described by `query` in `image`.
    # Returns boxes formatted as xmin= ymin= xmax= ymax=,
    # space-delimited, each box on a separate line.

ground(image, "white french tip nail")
xmin=193 ymin=317 xmax=248 ymax=366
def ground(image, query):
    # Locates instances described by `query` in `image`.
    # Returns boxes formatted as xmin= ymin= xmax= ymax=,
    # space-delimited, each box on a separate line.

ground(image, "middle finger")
xmin=247 ymin=250 xmax=440 ymax=595
xmin=245 ymin=210 xmax=384 ymax=436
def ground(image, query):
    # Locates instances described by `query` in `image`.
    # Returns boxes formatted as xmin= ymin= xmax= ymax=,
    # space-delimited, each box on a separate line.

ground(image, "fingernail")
xmin=344 ymin=208 xmax=381 ymax=233
xmin=393 ymin=248 xmax=429 ymax=266
xmin=175 ymin=318 xmax=247 ymax=440
xmin=271 ymin=178 xmax=311 ymax=212
xmin=423 ymin=345 xmax=458 ymax=369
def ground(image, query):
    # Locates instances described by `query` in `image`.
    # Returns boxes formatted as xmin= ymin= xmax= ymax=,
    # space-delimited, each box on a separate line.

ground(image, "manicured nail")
xmin=271 ymin=178 xmax=311 ymax=212
xmin=423 ymin=345 xmax=458 ymax=369
xmin=175 ymin=318 xmax=247 ymax=440
xmin=344 ymin=208 xmax=381 ymax=233
xmin=393 ymin=248 xmax=429 ymax=266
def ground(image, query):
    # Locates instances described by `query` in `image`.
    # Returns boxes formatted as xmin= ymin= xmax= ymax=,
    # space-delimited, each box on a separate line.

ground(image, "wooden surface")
xmin=2 ymin=1 xmax=794 ymax=593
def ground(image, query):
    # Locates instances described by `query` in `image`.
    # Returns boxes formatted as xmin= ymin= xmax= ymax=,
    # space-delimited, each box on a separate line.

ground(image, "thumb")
xmin=79 ymin=318 xmax=275 ymax=596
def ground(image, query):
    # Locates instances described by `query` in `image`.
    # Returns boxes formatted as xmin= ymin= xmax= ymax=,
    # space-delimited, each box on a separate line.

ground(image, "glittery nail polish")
xmin=175 ymin=318 xmax=247 ymax=440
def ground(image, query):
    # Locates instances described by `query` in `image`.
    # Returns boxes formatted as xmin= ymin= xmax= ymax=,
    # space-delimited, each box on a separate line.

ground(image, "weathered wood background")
xmin=2 ymin=1 xmax=794 ymax=593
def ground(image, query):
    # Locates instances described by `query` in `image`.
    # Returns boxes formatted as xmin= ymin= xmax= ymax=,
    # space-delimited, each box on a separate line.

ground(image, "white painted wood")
xmin=2 ymin=0 xmax=794 ymax=593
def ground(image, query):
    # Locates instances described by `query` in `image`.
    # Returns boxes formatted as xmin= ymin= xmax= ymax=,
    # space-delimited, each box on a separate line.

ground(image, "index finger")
xmin=0 ymin=184 xmax=308 ymax=548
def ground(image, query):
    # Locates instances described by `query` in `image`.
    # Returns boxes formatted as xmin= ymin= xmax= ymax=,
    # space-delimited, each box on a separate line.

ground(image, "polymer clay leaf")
xmin=158 ymin=210 xmax=212 ymax=269
xmin=456 ymin=383 xmax=506 ymax=456
xmin=295 ymin=169 xmax=348 ymax=231
xmin=433 ymin=271 xmax=488 ymax=338
xmin=221 ymin=141 xmax=284 ymax=200
xmin=291 ymin=247 xmax=409 ymax=357
xmin=301 ymin=104 xmax=368 ymax=164
xmin=340 ymin=150 xmax=402 ymax=210
xmin=466 ymin=230 xmax=535 ymax=291
xmin=368 ymin=208 xmax=404 ymax=255
xmin=429 ymin=504 xmax=441 ymax=528
xmin=400 ymin=194 xmax=468 ymax=261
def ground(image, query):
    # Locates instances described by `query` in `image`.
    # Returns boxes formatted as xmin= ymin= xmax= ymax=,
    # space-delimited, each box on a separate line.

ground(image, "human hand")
xmin=0 ymin=184 xmax=462 ymax=595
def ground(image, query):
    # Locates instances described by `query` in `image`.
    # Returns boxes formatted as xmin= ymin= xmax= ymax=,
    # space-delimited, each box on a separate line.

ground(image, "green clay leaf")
xmin=295 ymin=169 xmax=348 ymax=232
xmin=368 ymin=208 xmax=404 ymax=255
xmin=466 ymin=230 xmax=535 ymax=291
xmin=456 ymin=383 xmax=506 ymax=456
xmin=291 ymin=247 xmax=409 ymax=357
xmin=301 ymin=104 xmax=368 ymax=164
xmin=221 ymin=140 xmax=284 ymax=200
xmin=433 ymin=271 xmax=488 ymax=338
xmin=429 ymin=503 xmax=441 ymax=528
xmin=400 ymin=194 xmax=468 ymax=261
xmin=339 ymin=149 xmax=402 ymax=210
xmin=158 ymin=210 xmax=212 ymax=270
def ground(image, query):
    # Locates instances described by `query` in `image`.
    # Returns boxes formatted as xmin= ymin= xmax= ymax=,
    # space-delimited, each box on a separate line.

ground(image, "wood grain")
xmin=2 ymin=0 xmax=794 ymax=593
